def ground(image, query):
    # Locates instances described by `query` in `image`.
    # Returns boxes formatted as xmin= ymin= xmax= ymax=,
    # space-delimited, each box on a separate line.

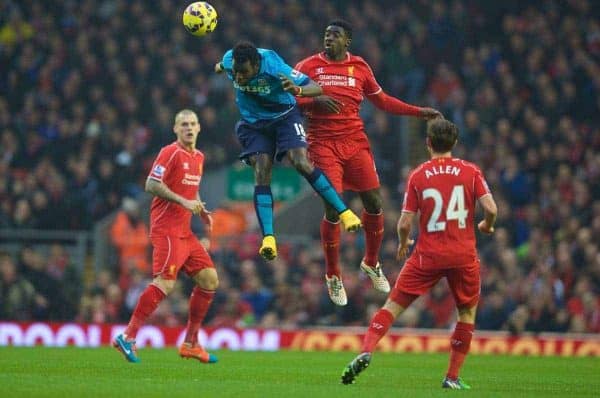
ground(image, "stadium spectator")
xmin=0 ymin=251 xmax=40 ymax=320
xmin=18 ymin=246 xmax=57 ymax=319
xmin=209 ymin=288 xmax=254 ymax=328
xmin=208 ymin=201 xmax=248 ymax=243
xmin=44 ymin=243 xmax=82 ymax=320
xmin=110 ymin=196 xmax=150 ymax=288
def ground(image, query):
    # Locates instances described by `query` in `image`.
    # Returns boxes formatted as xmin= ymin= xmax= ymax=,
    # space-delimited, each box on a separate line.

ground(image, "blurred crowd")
xmin=1 ymin=0 xmax=599 ymax=334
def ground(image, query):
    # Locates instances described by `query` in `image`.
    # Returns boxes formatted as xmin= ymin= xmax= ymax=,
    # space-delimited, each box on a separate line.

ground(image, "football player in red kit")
xmin=295 ymin=19 xmax=442 ymax=305
xmin=341 ymin=119 xmax=498 ymax=389
xmin=113 ymin=109 xmax=218 ymax=364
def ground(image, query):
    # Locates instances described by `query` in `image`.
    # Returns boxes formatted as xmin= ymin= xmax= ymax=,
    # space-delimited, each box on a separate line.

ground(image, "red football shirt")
xmin=295 ymin=52 xmax=382 ymax=141
xmin=147 ymin=141 xmax=204 ymax=238
xmin=402 ymin=157 xmax=491 ymax=268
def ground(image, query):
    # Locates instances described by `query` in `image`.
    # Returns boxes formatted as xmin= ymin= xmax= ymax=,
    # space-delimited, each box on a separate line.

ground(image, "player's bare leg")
xmin=358 ymin=189 xmax=390 ymax=292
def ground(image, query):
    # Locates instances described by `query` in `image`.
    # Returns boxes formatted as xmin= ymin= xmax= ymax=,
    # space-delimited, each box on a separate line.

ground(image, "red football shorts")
xmin=390 ymin=256 xmax=481 ymax=309
xmin=151 ymin=235 xmax=214 ymax=280
xmin=308 ymin=136 xmax=379 ymax=192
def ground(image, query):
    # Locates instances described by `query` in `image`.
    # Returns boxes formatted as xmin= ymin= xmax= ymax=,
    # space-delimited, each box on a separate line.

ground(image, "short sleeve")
xmin=402 ymin=172 xmax=419 ymax=213
xmin=474 ymin=168 xmax=491 ymax=199
xmin=148 ymin=148 xmax=173 ymax=182
xmin=266 ymin=50 xmax=309 ymax=86
xmin=221 ymin=50 xmax=233 ymax=70
xmin=294 ymin=57 xmax=310 ymax=75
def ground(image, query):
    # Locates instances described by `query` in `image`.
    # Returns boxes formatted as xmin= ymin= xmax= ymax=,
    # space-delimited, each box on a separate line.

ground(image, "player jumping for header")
xmin=295 ymin=20 xmax=442 ymax=305
xmin=216 ymin=41 xmax=361 ymax=261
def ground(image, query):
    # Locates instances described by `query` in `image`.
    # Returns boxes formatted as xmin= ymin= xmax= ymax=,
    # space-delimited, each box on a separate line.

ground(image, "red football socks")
xmin=321 ymin=219 xmax=341 ymax=277
xmin=362 ymin=211 xmax=384 ymax=268
xmin=124 ymin=284 xmax=166 ymax=339
xmin=184 ymin=287 xmax=215 ymax=344
xmin=361 ymin=308 xmax=394 ymax=353
xmin=446 ymin=322 xmax=475 ymax=379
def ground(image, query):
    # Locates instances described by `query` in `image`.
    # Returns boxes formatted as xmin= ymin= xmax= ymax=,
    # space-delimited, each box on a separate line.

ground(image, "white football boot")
xmin=325 ymin=274 xmax=348 ymax=306
xmin=360 ymin=260 xmax=391 ymax=293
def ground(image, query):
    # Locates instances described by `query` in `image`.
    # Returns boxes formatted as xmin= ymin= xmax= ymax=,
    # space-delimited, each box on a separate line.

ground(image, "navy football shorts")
xmin=236 ymin=106 xmax=307 ymax=163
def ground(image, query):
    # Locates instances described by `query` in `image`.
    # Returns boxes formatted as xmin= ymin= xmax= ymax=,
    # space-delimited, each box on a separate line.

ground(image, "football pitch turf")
xmin=0 ymin=347 xmax=598 ymax=397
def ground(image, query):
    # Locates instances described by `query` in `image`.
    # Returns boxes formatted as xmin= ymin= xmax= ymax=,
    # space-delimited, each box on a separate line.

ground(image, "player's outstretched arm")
xmin=477 ymin=194 xmax=497 ymax=234
xmin=368 ymin=91 xmax=443 ymax=120
xmin=145 ymin=178 xmax=203 ymax=215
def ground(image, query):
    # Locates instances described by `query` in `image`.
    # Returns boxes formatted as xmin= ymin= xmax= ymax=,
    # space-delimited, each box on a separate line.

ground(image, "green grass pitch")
xmin=0 ymin=347 xmax=598 ymax=397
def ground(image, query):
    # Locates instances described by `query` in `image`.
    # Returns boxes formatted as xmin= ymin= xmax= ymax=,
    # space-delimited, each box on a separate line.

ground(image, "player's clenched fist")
xmin=478 ymin=220 xmax=495 ymax=234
